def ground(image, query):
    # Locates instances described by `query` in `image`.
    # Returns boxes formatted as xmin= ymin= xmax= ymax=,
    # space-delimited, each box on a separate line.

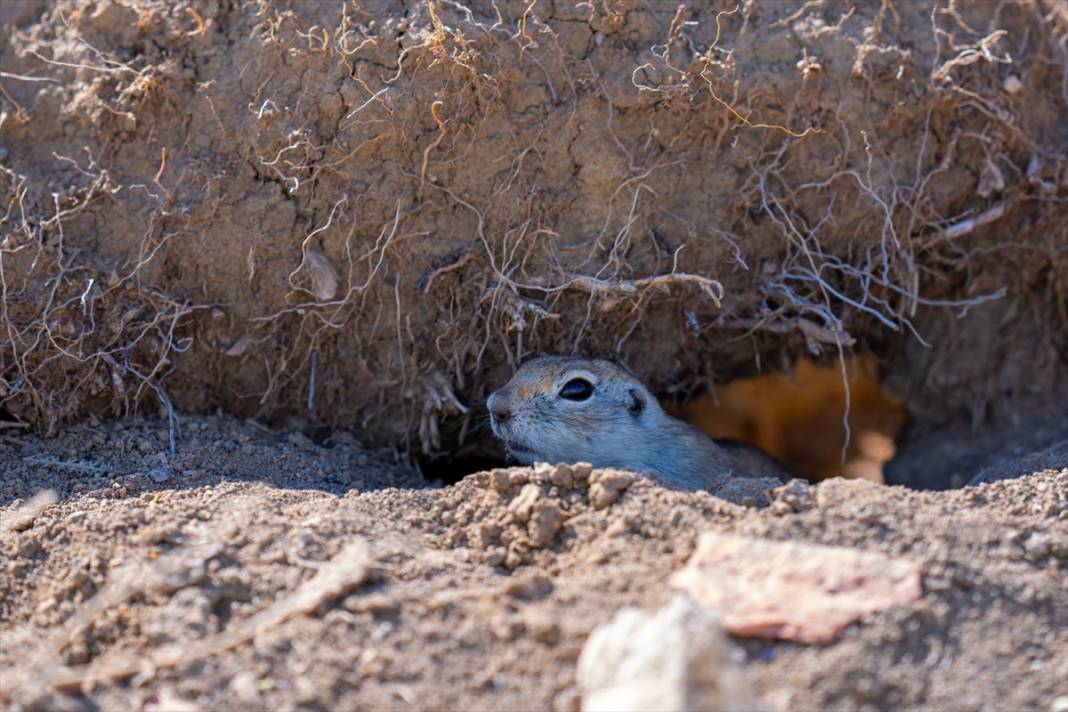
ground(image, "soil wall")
xmin=2 ymin=0 xmax=1066 ymax=451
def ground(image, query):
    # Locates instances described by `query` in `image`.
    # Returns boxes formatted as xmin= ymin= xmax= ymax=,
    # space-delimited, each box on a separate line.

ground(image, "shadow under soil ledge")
xmin=424 ymin=355 xmax=1066 ymax=491
xmin=3 ymin=382 xmax=1066 ymax=510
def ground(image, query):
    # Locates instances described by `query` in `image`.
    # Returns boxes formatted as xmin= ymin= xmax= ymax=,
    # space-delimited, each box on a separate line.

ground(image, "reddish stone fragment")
xmin=672 ymin=532 xmax=922 ymax=644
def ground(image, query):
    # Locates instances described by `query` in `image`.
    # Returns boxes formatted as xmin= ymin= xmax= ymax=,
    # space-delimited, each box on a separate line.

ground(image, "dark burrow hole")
xmin=418 ymin=449 xmax=509 ymax=486
xmin=415 ymin=355 xmax=1068 ymax=490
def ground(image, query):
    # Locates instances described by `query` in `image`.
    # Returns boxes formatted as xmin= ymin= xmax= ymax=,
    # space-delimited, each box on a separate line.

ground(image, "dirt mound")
xmin=429 ymin=460 xmax=785 ymax=568
xmin=2 ymin=1 xmax=1066 ymax=453
xmin=2 ymin=414 xmax=1066 ymax=710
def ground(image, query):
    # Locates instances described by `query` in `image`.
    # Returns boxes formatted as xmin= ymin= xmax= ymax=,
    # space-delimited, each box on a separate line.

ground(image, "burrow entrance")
xmin=418 ymin=356 xmax=907 ymax=487
xmin=417 ymin=351 xmax=1067 ymax=490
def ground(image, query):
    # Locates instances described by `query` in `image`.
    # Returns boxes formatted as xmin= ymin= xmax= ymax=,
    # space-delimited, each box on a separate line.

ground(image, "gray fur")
xmin=487 ymin=356 xmax=787 ymax=491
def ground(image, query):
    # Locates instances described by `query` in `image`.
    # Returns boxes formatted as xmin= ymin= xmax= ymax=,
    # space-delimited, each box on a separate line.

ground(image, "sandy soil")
xmin=2 ymin=414 xmax=1066 ymax=711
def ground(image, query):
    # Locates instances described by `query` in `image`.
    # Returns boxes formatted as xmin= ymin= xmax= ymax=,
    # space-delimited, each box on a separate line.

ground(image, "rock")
xmin=672 ymin=532 xmax=922 ymax=644
xmin=343 ymin=592 xmax=398 ymax=614
xmin=1022 ymin=532 xmax=1051 ymax=561
xmin=490 ymin=611 xmax=525 ymax=641
xmin=306 ymin=250 xmax=339 ymax=301
xmin=576 ymin=595 xmax=759 ymax=712
xmin=224 ymin=336 xmax=250 ymax=357
xmin=1002 ymin=74 xmax=1023 ymax=94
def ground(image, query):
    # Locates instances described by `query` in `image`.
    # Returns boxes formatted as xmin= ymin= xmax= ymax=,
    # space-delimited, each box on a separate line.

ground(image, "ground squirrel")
xmin=487 ymin=355 xmax=789 ymax=495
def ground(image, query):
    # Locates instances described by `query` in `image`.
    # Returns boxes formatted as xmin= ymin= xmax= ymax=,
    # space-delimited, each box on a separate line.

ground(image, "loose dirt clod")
xmin=672 ymin=532 xmax=923 ymax=644
xmin=577 ymin=594 xmax=759 ymax=712
xmin=436 ymin=463 xmax=645 ymax=568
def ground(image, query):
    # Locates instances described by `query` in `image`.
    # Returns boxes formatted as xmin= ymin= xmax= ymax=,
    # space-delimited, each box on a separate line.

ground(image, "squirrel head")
xmin=486 ymin=355 xmax=662 ymax=466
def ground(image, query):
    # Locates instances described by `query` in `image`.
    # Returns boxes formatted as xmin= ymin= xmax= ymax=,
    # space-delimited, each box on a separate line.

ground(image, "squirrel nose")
xmin=488 ymin=393 xmax=513 ymax=423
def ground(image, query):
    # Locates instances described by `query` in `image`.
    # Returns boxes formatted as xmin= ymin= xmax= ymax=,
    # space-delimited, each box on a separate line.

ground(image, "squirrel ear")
xmin=627 ymin=388 xmax=646 ymax=416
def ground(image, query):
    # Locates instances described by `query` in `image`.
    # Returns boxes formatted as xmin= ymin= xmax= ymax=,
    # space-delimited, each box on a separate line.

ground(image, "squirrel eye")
xmin=559 ymin=378 xmax=594 ymax=401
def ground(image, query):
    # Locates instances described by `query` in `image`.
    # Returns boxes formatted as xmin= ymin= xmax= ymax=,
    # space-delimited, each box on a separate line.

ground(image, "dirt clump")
xmin=430 ymin=460 xmax=783 ymax=569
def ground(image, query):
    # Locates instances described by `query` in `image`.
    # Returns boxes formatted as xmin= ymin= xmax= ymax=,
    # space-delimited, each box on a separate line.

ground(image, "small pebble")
xmin=1023 ymin=532 xmax=1051 ymax=560
xmin=149 ymin=468 xmax=171 ymax=483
